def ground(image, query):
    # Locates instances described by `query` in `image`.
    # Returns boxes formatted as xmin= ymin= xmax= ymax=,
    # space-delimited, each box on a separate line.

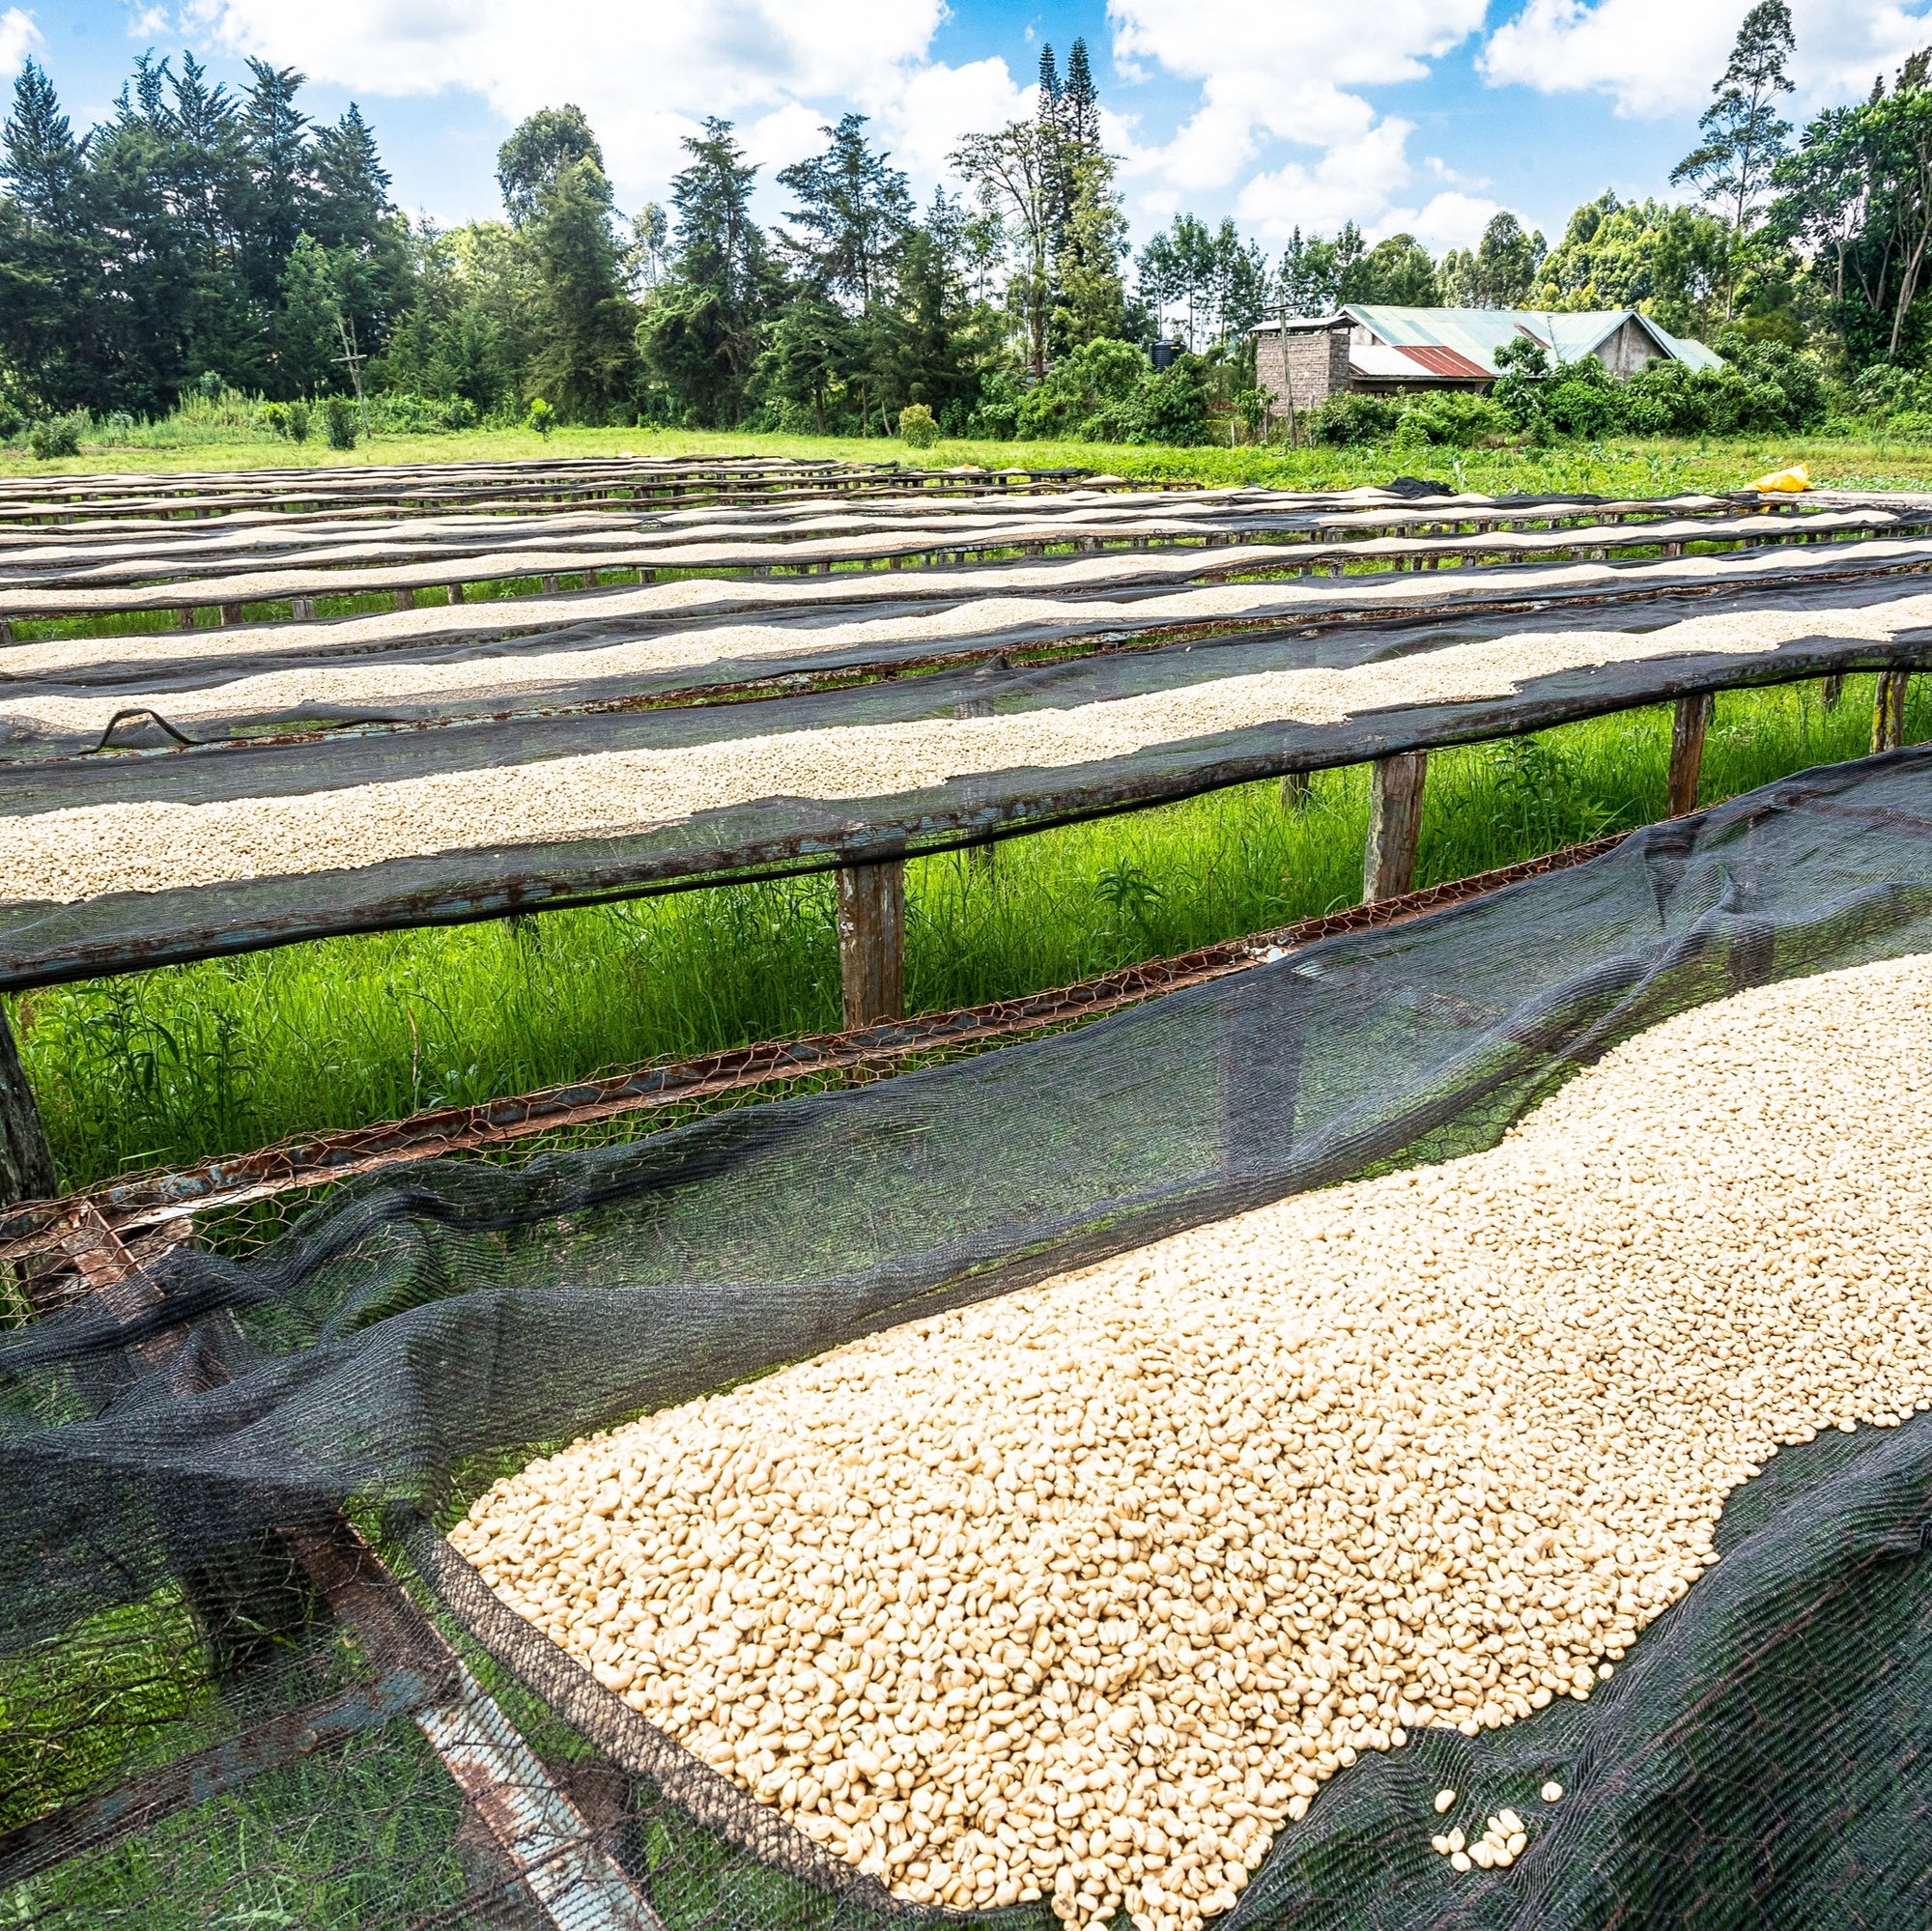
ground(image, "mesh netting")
xmin=5 ymin=745 xmax=1932 ymax=1926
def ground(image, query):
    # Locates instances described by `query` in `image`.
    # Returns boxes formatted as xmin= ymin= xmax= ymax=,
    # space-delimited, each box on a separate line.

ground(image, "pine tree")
xmin=1 ymin=61 xmax=86 ymax=231
xmin=1063 ymin=40 xmax=1099 ymax=155
xmin=239 ymin=61 xmax=310 ymax=305
xmin=526 ymin=155 xmax=641 ymax=420
xmin=776 ymin=114 xmax=911 ymax=310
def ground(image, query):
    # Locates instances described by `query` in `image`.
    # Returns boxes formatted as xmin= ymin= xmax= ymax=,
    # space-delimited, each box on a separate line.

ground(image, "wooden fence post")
xmin=837 ymin=861 xmax=906 ymax=1028
xmin=1280 ymin=770 xmax=1313 ymax=809
xmin=1821 ymin=672 xmax=1844 ymax=711
xmin=1363 ymin=752 xmax=1427 ymax=903
xmin=0 ymin=1006 xmax=56 ymax=1208
xmin=1874 ymin=669 xmax=1911 ymax=752
xmin=1667 ymin=693 xmax=1712 ymax=818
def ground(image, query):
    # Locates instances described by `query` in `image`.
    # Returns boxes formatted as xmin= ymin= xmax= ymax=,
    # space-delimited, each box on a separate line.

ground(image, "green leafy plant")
xmin=897 ymin=403 xmax=938 ymax=448
xmin=28 ymin=412 xmax=85 ymax=459
xmin=284 ymin=399 xmax=311 ymax=444
xmin=526 ymin=396 xmax=556 ymax=437
xmin=322 ymin=397 xmax=359 ymax=449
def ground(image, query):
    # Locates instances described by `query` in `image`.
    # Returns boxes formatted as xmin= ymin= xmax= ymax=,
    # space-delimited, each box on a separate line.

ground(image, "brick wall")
xmin=1256 ymin=322 xmax=1352 ymax=412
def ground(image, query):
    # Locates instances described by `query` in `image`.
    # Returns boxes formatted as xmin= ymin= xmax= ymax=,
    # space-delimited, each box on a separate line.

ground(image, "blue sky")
xmin=9 ymin=0 xmax=1932 ymax=258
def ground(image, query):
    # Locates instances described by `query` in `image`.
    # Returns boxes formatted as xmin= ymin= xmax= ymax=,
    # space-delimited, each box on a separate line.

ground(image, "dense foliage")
xmin=10 ymin=5 xmax=1932 ymax=452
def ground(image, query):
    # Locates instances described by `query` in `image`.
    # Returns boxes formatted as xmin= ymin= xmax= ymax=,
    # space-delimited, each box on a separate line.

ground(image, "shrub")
xmin=323 ymin=397 xmax=359 ymax=450
xmin=526 ymin=397 xmax=555 ymax=437
xmin=440 ymin=395 xmax=477 ymax=431
xmin=29 ymin=412 xmax=86 ymax=459
xmin=1398 ymin=391 xmax=1511 ymax=446
xmin=897 ymin=403 xmax=939 ymax=448
xmin=967 ymin=370 xmax=1025 ymax=440
xmin=0 ymin=401 xmax=21 ymax=441
xmin=99 ymin=410 xmax=136 ymax=440
xmin=1308 ymin=391 xmax=1401 ymax=446
xmin=1083 ymin=353 xmax=1213 ymax=445
xmin=285 ymin=400 xmax=311 ymax=444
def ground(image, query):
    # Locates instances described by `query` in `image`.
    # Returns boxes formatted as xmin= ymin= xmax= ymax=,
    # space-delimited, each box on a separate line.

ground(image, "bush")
xmin=897 ymin=403 xmax=939 ymax=449
xmin=1083 ymin=354 xmax=1213 ymax=445
xmin=526 ymin=397 xmax=555 ymax=437
xmin=364 ymin=392 xmax=480 ymax=435
xmin=1309 ymin=391 xmax=1401 ymax=446
xmin=323 ymin=397 xmax=359 ymax=450
xmin=29 ymin=412 xmax=86 ymax=459
xmin=285 ymin=400 xmax=311 ymax=444
xmin=1398 ymin=391 xmax=1511 ymax=446
xmin=967 ymin=370 xmax=1026 ymax=440
xmin=0 ymin=400 xmax=21 ymax=442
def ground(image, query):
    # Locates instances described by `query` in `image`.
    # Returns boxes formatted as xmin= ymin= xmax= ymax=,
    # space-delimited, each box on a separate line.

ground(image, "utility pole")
xmin=333 ymin=313 xmax=371 ymax=440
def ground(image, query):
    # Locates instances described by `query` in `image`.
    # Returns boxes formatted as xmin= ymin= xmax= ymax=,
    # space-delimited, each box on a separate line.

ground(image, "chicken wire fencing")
xmin=6 ymin=745 xmax=1932 ymax=1929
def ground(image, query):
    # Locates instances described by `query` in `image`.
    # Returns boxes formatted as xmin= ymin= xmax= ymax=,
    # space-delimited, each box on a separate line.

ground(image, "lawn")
xmin=5 ymin=421 xmax=1932 ymax=496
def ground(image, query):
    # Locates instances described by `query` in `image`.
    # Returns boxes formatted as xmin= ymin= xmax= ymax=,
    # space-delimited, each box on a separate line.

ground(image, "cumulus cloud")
xmin=1482 ymin=0 xmax=1932 ymax=119
xmin=0 ymin=6 xmax=39 ymax=76
xmin=183 ymin=0 xmax=1025 ymax=207
xmin=1106 ymin=0 xmax=1491 ymax=240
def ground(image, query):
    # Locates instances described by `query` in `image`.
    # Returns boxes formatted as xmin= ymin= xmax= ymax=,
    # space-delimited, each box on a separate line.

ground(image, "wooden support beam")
xmin=1280 ymin=770 xmax=1314 ymax=809
xmin=393 ymin=588 xmax=413 ymax=611
xmin=445 ymin=583 xmax=463 ymax=606
xmin=218 ymin=602 xmax=242 ymax=626
xmin=1667 ymin=692 xmax=1712 ymax=818
xmin=290 ymin=595 xmax=314 ymax=620
xmin=1874 ymin=668 xmax=1911 ymax=752
xmin=1822 ymin=672 xmax=1844 ymax=711
xmin=1363 ymin=751 xmax=1427 ymax=903
xmin=0 ymin=1004 xmax=56 ymax=1209
xmin=837 ymin=861 xmax=906 ymax=1029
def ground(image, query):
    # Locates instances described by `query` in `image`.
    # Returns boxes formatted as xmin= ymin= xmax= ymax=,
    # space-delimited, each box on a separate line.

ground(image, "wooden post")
xmin=291 ymin=595 xmax=314 ymax=620
xmin=1280 ymin=770 xmax=1313 ymax=809
xmin=1822 ymin=672 xmax=1844 ymax=711
xmin=837 ymin=861 xmax=906 ymax=1028
xmin=393 ymin=589 xmax=413 ymax=611
xmin=1873 ymin=668 xmax=1911 ymax=752
xmin=0 ymin=1005 xmax=56 ymax=1207
xmin=1667 ymin=693 xmax=1712 ymax=818
xmin=1363 ymin=752 xmax=1427 ymax=903
xmin=218 ymin=602 xmax=242 ymax=626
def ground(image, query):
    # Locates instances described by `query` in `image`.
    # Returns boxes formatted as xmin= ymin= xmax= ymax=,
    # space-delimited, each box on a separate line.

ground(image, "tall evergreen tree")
xmin=526 ymin=155 xmax=640 ymax=419
xmin=776 ymin=114 xmax=911 ymax=310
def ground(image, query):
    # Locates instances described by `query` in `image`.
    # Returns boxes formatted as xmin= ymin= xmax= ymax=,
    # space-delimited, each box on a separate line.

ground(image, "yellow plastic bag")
xmin=1753 ymin=463 xmax=1811 ymax=493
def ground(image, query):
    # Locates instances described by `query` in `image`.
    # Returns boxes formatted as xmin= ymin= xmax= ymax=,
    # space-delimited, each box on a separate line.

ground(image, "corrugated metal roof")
xmin=1341 ymin=304 xmax=1721 ymax=376
xmin=1392 ymin=343 xmax=1492 ymax=381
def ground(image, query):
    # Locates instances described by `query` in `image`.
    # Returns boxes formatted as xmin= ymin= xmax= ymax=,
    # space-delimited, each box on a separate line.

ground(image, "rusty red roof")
xmin=1393 ymin=343 xmax=1492 ymax=381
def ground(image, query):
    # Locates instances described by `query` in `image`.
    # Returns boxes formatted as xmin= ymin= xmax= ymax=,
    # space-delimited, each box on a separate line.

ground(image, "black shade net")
xmin=4 ymin=746 xmax=1932 ymax=1926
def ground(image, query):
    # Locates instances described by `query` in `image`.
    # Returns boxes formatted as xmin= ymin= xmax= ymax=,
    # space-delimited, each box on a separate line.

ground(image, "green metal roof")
xmin=1342 ymin=305 xmax=1723 ymax=376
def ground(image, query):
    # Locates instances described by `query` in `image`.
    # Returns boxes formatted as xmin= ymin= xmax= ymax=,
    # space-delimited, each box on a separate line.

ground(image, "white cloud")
xmin=1482 ymin=0 xmax=1932 ymax=118
xmin=1105 ymin=0 xmax=1490 ymax=240
xmin=1376 ymin=189 xmax=1506 ymax=250
xmin=0 ymin=6 xmax=39 ymax=75
xmin=183 ymin=0 xmax=1021 ymax=210
xmin=1232 ymin=119 xmax=1417 ymax=241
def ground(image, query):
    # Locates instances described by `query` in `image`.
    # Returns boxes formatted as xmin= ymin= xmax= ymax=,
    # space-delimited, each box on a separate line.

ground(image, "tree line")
xmin=6 ymin=8 xmax=1932 ymax=445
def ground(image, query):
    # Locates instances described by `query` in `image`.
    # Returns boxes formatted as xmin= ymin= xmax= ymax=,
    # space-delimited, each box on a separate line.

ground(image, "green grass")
xmin=6 ymin=422 xmax=1932 ymax=496
xmin=19 ymin=674 xmax=1915 ymax=1192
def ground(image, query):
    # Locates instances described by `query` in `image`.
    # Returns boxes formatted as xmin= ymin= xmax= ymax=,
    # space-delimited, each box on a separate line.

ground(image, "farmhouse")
xmin=1254 ymin=304 xmax=1723 ymax=412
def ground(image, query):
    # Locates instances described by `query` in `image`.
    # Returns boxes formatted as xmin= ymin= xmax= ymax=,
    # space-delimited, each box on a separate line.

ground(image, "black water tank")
xmin=1150 ymin=339 xmax=1184 ymax=370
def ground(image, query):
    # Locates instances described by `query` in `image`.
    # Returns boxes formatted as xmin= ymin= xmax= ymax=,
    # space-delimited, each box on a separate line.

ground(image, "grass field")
xmin=20 ymin=673 xmax=1918 ymax=1191
xmin=5 ymin=420 xmax=1932 ymax=496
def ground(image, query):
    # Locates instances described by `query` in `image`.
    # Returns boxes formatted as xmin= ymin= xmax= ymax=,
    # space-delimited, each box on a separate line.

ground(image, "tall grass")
xmin=18 ymin=674 xmax=1914 ymax=1191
